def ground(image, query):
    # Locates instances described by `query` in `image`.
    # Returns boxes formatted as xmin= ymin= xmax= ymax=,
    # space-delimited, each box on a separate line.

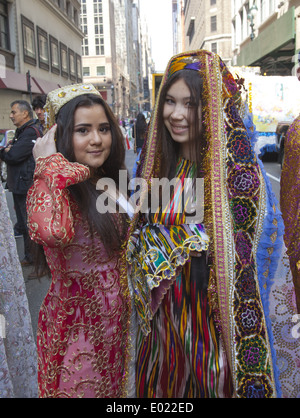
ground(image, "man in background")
xmin=0 ymin=100 xmax=42 ymax=266
xmin=32 ymin=95 xmax=47 ymax=134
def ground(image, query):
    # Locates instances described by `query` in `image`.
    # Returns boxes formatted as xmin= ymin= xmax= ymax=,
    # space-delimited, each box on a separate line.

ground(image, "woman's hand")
xmin=33 ymin=125 xmax=58 ymax=161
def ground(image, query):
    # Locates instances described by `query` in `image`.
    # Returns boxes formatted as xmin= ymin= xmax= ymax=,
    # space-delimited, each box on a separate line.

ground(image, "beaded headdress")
xmin=44 ymin=83 xmax=102 ymax=131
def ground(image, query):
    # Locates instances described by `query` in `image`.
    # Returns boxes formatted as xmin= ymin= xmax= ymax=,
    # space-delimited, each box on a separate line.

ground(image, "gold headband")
xmin=44 ymin=83 xmax=102 ymax=131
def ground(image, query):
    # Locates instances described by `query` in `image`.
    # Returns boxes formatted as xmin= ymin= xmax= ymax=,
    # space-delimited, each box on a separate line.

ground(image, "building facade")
xmin=172 ymin=0 xmax=185 ymax=54
xmin=80 ymin=0 xmax=116 ymax=107
xmin=173 ymin=0 xmax=300 ymax=76
xmin=233 ymin=0 xmax=300 ymax=76
xmin=81 ymin=0 xmax=150 ymax=118
xmin=0 ymin=0 xmax=83 ymax=129
xmin=132 ymin=2 xmax=151 ymax=113
xmin=183 ymin=0 xmax=232 ymax=64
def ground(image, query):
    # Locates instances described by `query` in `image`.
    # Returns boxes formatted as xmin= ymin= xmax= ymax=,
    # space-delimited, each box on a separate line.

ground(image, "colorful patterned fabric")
xmin=131 ymin=158 xmax=231 ymax=397
xmin=280 ymin=115 xmax=300 ymax=311
xmin=127 ymin=50 xmax=300 ymax=398
xmin=127 ymin=158 xmax=210 ymax=335
xmin=27 ymin=153 xmax=133 ymax=398
xmin=136 ymin=258 xmax=232 ymax=397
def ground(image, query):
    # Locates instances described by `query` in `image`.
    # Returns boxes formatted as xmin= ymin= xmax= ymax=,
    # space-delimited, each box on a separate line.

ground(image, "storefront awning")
xmin=0 ymin=70 xmax=62 ymax=95
xmin=0 ymin=69 xmax=42 ymax=93
xmin=32 ymin=77 xmax=61 ymax=95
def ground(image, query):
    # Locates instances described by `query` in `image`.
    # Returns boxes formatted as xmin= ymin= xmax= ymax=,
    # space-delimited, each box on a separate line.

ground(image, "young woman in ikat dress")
xmin=127 ymin=50 xmax=300 ymax=398
xmin=27 ymin=84 xmax=136 ymax=398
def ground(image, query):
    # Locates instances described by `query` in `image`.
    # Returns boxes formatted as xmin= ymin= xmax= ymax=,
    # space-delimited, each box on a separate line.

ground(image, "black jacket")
xmin=0 ymin=120 xmax=42 ymax=194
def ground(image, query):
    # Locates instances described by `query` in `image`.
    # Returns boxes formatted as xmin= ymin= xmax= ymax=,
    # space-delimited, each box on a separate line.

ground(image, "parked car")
xmin=275 ymin=121 xmax=291 ymax=167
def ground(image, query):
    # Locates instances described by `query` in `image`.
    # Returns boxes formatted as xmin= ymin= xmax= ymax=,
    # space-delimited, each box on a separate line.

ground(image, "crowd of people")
xmin=0 ymin=49 xmax=299 ymax=398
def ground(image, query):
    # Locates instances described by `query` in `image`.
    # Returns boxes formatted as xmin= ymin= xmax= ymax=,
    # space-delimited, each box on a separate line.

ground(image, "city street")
xmin=262 ymin=155 xmax=281 ymax=202
xmin=5 ymin=150 xmax=282 ymax=339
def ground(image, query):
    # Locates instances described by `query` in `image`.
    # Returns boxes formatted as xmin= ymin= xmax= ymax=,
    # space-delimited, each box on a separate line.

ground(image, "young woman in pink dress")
xmin=27 ymin=84 xmax=135 ymax=398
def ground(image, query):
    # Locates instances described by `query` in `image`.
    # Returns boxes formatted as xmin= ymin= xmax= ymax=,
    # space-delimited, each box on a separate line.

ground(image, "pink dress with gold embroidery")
xmin=27 ymin=153 xmax=130 ymax=398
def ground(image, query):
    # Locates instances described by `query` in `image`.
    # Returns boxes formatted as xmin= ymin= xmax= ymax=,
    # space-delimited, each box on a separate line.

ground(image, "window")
xmin=76 ymin=54 xmax=82 ymax=82
xmin=211 ymin=42 xmax=217 ymax=54
xmin=82 ymin=37 xmax=89 ymax=56
xmin=97 ymin=66 xmax=105 ymax=76
xmin=93 ymin=0 xmax=102 ymax=14
xmin=60 ymin=42 xmax=68 ymax=78
xmin=58 ymin=0 xmax=64 ymax=11
xmin=81 ymin=17 xmax=88 ymax=34
xmin=37 ymin=27 xmax=49 ymax=70
xmin=94 ymin=15 xmax=103 ymax=35
xmin=66 ymin=1 xmax=71 ymax=17
xmin=74 ymin=9 xmax=79 ymax=26
xmin=94 ymin=0 xmax=105 ymax=56
xmin=68 ymin=48 xmax=76 ymax=81
xmin=95 ymin=37 xmax=104 ymax=55
xmin=187 ymin=17 xmax=195 ymax=43
xmin=21 ymin=15 xmax=36 ymax=65
xmin=50 ymin=35 xmax=60 ymax=74
xmin=81 ymin=0 xmax=87 ymax=14
xmin=0 ymin=0 xmax=9 ymax=50
xmin=53 ymin=0 xmax=64 ymax=10
xmin=211 ymin=15 xmax=217 ymax=32
xmin=83 ymin=66 xmax=90 ymax=76
xmin=80 ymin=0 xmax=89 ymax=56
xmin=210 ymin=0 xmax=216 ymax=5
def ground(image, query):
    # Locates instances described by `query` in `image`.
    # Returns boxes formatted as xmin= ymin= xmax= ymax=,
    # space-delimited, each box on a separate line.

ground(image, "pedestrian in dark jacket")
xmin=132 ymin=112 xmax=147 ymax=154
xmin=0 ymin=100 xmax=42 ymax=265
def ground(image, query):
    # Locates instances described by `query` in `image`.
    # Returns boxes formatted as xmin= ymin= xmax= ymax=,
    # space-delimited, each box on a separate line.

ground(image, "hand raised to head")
xmin=33 ymin=125 xmax=58 ymax=160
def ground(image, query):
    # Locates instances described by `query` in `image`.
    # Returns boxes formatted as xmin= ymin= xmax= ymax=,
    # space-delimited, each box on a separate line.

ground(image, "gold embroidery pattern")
xmin=27 ymin=154 xmax=131 ymax=398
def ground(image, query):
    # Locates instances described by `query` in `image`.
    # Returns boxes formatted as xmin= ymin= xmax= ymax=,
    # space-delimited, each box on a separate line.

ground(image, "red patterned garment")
xmin=27 ymin=153 xmax=131 ymax=398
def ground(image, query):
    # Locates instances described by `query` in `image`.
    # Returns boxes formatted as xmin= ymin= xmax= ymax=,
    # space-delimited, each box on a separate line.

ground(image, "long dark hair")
xmin=156 ymin=69 xmax=205 ymax=179
xmin=33 ymin=94 xmax=129 ymax=276
xmin=56 ymin=94 xmax=127 ymax=182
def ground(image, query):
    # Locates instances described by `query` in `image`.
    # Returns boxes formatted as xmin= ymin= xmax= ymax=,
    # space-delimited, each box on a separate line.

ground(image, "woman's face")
xmin=163 ymin=78 xmax=202 ymax=159
xmin=72 ymin=104 xmax=112 ymax=174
